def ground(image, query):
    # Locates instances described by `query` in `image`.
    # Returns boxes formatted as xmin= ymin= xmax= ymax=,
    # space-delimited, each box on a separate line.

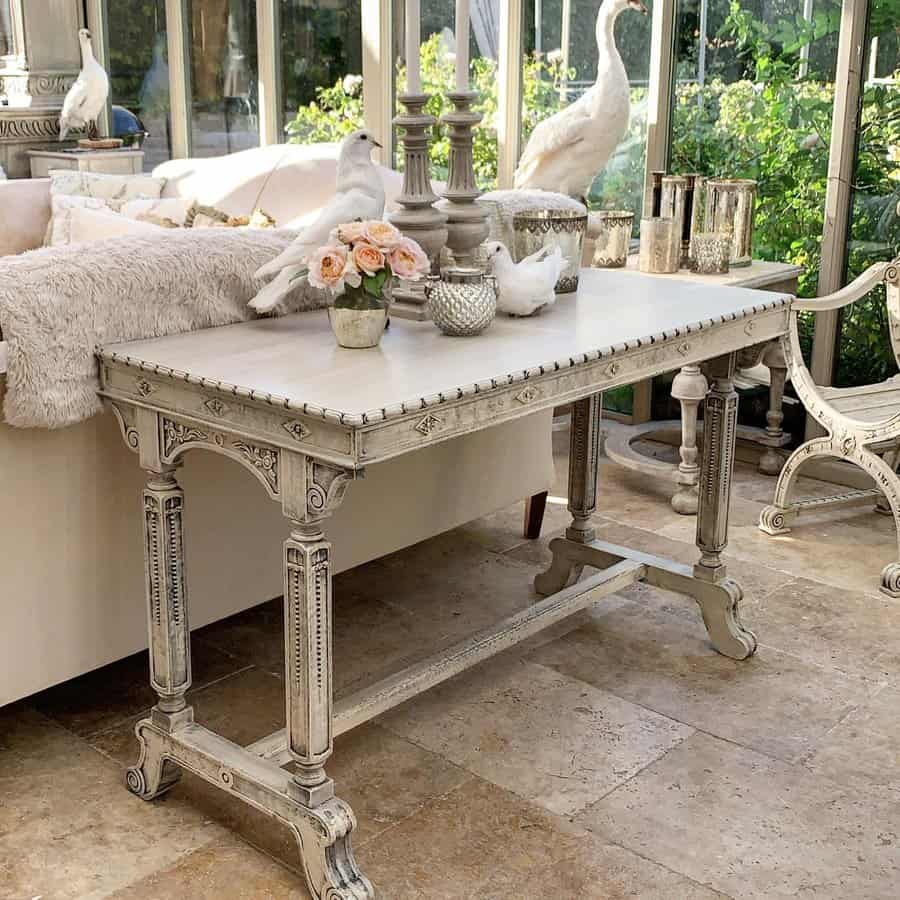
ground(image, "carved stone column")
xmin=0 ymin=0 xmax=83 ymax=176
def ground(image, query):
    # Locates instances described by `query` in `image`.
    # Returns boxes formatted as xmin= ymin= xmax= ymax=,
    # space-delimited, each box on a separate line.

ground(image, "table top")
xmin=101 ymin=268 xmax=790 ymax=428
xmin=623 ymin=256 xmax=803 ymax=290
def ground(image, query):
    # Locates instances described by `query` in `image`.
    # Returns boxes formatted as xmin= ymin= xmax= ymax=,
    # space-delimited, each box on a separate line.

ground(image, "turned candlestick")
xmin=437 ymin=91 xmax=488 ymax=267
xmin=388 ymin=93 xmax=448 ymax=319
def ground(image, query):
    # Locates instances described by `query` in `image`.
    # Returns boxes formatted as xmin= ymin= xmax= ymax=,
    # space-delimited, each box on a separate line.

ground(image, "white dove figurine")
xmin=513 ymin=0 xmax=648 ymax=199
xmin=485 ymin=241 xmax=564 ymax=317
xmin=249 ymin=130 xmax=386 ymax=313
xmin=59 ymin=29 xmax=110 ymax=142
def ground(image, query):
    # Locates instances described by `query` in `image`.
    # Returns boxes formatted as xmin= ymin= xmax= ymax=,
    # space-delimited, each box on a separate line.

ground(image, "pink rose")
xmin=365 ymin=220 xmax=403 ymax=249
xmin=333 ymin=220 xmax=367 ymax=244
xmin=308 ymin=244 xmax=351 ymax=293
xmin=352 ymin=241 xmax=386 ymax=276
xmin=389 ymin=237 xmax=430 ymax=280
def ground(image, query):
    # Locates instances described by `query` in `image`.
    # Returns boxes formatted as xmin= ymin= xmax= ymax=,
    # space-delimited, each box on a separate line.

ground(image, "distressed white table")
xmin=98 ymin=268 xmax=790 ymax=899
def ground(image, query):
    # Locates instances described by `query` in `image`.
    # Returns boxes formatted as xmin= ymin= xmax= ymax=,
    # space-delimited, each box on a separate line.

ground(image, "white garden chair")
xmin=759 ymin=257 xmax=900 ymax=596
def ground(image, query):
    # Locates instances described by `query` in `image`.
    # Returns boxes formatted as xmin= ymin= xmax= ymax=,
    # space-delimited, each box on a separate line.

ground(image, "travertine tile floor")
xmin=4 ymin=435 xmax=900 ymax=899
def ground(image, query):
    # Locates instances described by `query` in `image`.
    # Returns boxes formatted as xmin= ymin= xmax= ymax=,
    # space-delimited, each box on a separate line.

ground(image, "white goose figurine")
xmin=59 ymin=28 xmax=110 ymax=142
xmin=513 ymin=0 xmax=648 ymax=199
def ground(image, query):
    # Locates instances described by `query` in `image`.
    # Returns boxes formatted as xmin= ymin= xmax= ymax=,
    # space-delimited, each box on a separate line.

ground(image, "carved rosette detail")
xmin=136 ymin=378 xmax=155 ymax=397
xmin=283 ymin=419 xmax=312 ymax=442
xmin=414 ymin=413 xmax=443 ymax=436
xmin=204 ymin=397 xmax=229 ymax=417
xmin=234 ymin=442 xmax=279 ymax=493
xmin=514 ymin=385 xmax=542 ymax=405
xmin=162 ymin=419 xmax=208 ymax=457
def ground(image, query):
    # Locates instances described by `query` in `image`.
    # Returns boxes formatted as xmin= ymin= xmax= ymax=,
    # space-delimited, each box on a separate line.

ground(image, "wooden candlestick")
xmin=437 ymin=90 xmax=488 ymax=268
xmin=388 ymin=93 xmax=448 ymax=320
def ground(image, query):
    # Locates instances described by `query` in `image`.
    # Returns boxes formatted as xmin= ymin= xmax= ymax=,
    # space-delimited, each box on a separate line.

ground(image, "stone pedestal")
xmin=0 ymin=0 xmax=85 ymax=177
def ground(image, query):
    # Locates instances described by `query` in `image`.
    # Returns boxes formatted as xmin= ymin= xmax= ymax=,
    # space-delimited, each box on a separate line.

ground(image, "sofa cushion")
xmin=48 ymin=169 xmax=166 ymax=201
xmin=0 ymin=179 xmax=51 ymax=256
xmin=48 ymin=204 xmax=165 ymax=246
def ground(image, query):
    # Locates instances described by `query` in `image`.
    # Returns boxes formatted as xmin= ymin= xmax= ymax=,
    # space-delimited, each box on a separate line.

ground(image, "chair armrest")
xmin=793 ymin=258 xmax=898 ymax=312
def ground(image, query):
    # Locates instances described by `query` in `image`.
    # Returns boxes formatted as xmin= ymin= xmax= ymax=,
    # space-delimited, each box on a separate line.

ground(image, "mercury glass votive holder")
xmin=638 ymin=217 xmax=679 ymax=274
xmin=692 ymin=232 xmax=732 ymax=275
xmin=704 ymin=178 xmax=757 ymax=267
xmin=590 ymin=210 xmax=634 ymax=268
xmin=512 ymin=208 xmax=588 ymax=293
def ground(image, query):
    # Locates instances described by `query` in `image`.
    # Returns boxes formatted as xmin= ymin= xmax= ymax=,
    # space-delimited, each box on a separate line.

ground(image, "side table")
xmin=604 ymin=258 xmax=802 ymax=514
xmin=27 ymin=147 xmax=145 ymax=178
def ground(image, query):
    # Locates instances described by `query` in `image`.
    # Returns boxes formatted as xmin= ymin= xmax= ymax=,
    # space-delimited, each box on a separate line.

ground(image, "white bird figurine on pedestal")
xmin=249 ymin=130 xmax=385 ymax=313
xmin=513 ymin=0 xmax=648 ymax=199
xmin=59 ymin=28 xmax=110 ymax=142
xmin=484 ymin=241 xmax=564 ymax=317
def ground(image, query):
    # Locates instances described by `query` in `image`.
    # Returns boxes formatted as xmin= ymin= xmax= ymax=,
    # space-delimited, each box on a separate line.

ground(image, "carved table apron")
xmin=97 ymin=268 xmax=791 ymax=899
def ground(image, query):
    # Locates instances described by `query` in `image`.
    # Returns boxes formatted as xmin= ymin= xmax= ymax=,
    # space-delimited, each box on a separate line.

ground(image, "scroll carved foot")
xmin=880 ymin=563 xmax=900 ymax=599
xmin=126 ymin=720 xmax=181 ymax=800
xmin=759 ymin=504 xmax=793 ymax=536
xmin=290 ymin=796 xmax=374 ymax=899
xmin=693 ymin=579 xmax=757 ymax=660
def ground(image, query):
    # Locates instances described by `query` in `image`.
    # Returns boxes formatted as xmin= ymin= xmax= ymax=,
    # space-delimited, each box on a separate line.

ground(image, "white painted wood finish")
xmin=761 ymin=258 xmax=900 ymax=597
xmin=101 ymin=270 xmax=790 ymax=898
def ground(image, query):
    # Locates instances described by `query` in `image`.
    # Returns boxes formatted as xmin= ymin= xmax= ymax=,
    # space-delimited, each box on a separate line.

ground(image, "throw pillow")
xmin=119 ymin=196 xmax=194 ymax=227
xmin=48 ymin=169 xmax=166 ymax=202
xmin=51 ymin=206 xmax=165 ymax=247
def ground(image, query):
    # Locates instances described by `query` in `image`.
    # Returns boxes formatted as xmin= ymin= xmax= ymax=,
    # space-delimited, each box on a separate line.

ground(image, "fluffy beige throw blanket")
xmin=0 ymin=229 xmax=326 ymax=429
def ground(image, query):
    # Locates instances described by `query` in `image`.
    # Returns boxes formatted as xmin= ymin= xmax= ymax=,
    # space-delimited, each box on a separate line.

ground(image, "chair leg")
xmin=524 ymin=491 xmax=548 ymax=539
xmin=759 ymin=436 xmax=835 ymax=534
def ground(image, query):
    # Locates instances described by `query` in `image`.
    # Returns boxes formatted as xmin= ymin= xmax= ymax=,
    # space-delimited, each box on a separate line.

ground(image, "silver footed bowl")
xmin=425 ymin=268 xmax=498 ymax=337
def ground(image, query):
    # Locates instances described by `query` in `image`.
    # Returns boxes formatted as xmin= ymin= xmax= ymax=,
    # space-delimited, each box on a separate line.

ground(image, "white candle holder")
xmin=437 ymin=91 xmax=488 ymax=268
xmin=388 ymin=93 xmax=449 ymax=320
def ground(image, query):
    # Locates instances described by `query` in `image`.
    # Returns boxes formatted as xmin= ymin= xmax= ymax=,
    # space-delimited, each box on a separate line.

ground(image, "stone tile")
xmin=0 ymin=706 xmax=224 ymax=900
xmin=106 ymin=836 xmax=311 ymax=899
xmin=529 ymin=588 xmax=880 ymax=763
xmin=453 ymin=496 xmax=572 ymax=554
xmin=804 ymin=684 xmax=900 ymax=795
xmin=359 ymin=776 xmax=726 ymax=899
xmin=91 ymin=666 xmax=470 ymax=865
xmin=744 ymin=577 xmax=900 ymax=680
xmin=659 ymin=495 xmax=897 ymax=599
xmin=380 ymin=655 xmax=694 ymax=817
xmin=32 ymin=633 xmax=243 ymax=738
xmin=579 ymin=732 xmax=900 ymax=900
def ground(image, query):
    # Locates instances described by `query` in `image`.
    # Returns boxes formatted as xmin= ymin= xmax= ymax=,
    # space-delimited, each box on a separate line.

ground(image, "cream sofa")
xmin=0 ymin=143 xmax=553 ymax=706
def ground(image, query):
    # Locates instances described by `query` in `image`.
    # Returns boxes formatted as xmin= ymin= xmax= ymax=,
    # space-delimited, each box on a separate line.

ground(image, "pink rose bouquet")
xmin=312 ymin=219 xmax=430 ymax=310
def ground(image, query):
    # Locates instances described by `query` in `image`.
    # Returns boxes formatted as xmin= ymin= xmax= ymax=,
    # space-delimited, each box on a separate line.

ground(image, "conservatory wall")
xmin=81 ymin=0 xmax=898 ymax=393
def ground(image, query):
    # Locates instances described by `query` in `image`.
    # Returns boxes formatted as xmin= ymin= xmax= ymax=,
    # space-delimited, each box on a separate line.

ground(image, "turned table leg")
xmin=759 ymin=341 xmax=788 ymax=476
xmin=535 ymin=394 xmax=601 ymax=594
xmin=127 ymin=465 xmax=192 ymax=800
xmin=670 ymin=365 xmax=708 ymax=515
xmin=692 ymin=354 xmax=757 ymax=659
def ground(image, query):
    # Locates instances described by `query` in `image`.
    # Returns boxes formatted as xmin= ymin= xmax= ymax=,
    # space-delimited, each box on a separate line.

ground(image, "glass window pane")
xmin=521 ymin=0 xmax=652 ymax=213
xmin=670 ymin=0 xmax=841 ymax=305
xmin=833 ymin=0 xmax=899 ymax=388
xmin=189 ymin=0 xmax=259 ymax=157
xmin=282 ymin=0 xmax=364 ymax=144
xmin=108 ymin=0 xmax=171 ymax=170
xmin=392 ymin=0 xmax=499 ymax=187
